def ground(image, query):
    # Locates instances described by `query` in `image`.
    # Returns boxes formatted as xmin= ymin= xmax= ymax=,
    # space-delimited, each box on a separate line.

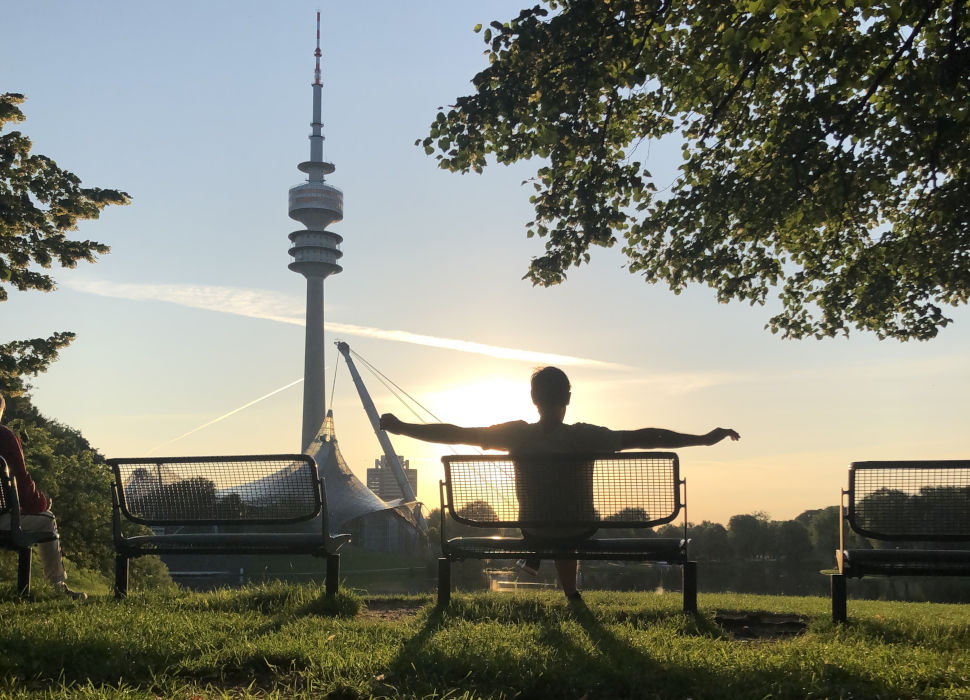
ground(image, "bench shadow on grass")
xmin=564 ymin=602 xmax=904 ymax=699
xmin=380 ymin=599 xmax=708 ymax=697
xmin=547 ymin=602 xmax=704 ymax=696
xmin=380 ymin=596 xmax=902 ymax=699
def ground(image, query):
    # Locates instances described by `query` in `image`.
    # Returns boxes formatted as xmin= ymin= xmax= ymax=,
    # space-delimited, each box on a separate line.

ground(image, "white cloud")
xmin=64 ymin=278 xmax=626 ymax=369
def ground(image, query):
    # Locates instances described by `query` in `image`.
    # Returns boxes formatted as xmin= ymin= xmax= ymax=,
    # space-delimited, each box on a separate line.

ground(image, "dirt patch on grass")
xmin=361 ymin=598 xmax=426 ymax=622
xmin=715 ymin=610 xmax=807 ymax=640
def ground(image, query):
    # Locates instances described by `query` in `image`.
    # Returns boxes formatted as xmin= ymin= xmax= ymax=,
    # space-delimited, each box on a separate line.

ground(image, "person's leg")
xmin=21 ymin=512 xmax=85 ymax=599
xmin=554 ymin=559 xmax=580 ymax=598
xmin=21 ymin=513 xmax=66 ymax=584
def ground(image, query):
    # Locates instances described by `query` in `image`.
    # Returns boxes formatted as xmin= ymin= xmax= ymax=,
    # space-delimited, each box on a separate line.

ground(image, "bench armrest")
xmin=0 ymin=457 xmax=23 ymax=534
xmin=111 ymin=481 xmax=126 ymax=545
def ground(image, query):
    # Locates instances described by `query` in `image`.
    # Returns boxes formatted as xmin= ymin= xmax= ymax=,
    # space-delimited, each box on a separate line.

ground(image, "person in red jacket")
xmin=0 ymin=394 xmax=86 ymax=599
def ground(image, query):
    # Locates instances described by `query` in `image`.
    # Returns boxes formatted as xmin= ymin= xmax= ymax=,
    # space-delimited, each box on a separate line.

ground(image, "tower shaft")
xmin=289 ymin=12 xmax=343 ymax=452
xmin=301 ymin=277 xmax=325 ymax=452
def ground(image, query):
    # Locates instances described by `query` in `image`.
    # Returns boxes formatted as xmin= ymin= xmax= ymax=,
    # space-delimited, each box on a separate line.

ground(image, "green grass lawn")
xmin=0 ymin=584 xmax=968 ymax=699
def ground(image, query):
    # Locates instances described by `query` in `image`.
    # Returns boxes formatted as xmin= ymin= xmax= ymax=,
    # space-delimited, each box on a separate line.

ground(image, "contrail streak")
xmin=64 ymin=278 xmax=627 ymax=369
xmin=325 ymin=321 xmax=624 ymax=368
xmin=147 ymin=378 xmax=303 ymax=454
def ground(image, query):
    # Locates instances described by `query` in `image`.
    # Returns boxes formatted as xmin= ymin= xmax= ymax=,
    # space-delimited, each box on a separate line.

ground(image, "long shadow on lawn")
xmin=381 ymin=600 xmax=709 ymax=698
xmin=0 ymin=631 xmax=177 ymax=689
xmin=380 ymin=597 xmax=904 ymax=700
xmin=563 ymin=603 xmax=906 ymax=699
xmin=374 ymin=605 xmax=448 ymax=697
xmin=546 ymin=602 xmax=703 ymax=697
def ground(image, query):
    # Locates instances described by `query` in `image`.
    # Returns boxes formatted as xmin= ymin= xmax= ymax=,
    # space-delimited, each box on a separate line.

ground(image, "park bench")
xmin=108 ymin=454 xmax=350 ymax=598
xmin=0 ymin=456 xmax=59 ymax=597
xmin=437 ymin=451 xmax=695 ymax=611
xmin=830 ymin=459 xmax=970 ymax=622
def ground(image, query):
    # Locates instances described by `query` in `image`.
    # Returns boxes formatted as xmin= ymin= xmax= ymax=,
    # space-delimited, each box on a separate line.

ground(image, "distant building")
xmin=367 ymin=456 xmax=418 ymax=501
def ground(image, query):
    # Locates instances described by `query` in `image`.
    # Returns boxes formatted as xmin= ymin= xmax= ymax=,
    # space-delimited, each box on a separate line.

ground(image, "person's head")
xmin=530 ymin=367 xmax=571 ymax=419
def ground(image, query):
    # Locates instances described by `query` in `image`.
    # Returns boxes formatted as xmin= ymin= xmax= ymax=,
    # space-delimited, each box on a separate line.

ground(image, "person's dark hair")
xmin=530 ymin=367 xmax=571 ymax=409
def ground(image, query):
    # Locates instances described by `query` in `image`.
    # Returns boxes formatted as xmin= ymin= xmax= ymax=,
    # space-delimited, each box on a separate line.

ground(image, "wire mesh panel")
xmin=442 ymin=452 xmax=681 ymax=529
xmin=109 ymin=454 xmax=321 ymax=526
xmin=848 ymin=460 xmax=970 ymax=541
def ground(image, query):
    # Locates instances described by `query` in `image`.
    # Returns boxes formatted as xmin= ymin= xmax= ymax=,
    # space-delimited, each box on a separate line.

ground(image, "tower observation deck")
xmin=290 ymin=13 xmax=343 ymax=451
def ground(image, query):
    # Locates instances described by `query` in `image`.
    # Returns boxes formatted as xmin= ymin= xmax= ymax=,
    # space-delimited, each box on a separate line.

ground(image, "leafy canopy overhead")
xmin=421 ymin=0 xmax=970 ymax=339
xmin=0 ymin=93 xmax=129 ymax=392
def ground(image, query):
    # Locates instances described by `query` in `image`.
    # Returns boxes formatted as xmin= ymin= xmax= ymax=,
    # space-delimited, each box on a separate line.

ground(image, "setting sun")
xmin=419 ymin=375 xmax=537 ymax=429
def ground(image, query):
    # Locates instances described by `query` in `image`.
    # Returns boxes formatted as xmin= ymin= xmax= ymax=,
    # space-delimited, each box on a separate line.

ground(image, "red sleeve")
xmin=0 ymin=426 xmax=48 ymax=514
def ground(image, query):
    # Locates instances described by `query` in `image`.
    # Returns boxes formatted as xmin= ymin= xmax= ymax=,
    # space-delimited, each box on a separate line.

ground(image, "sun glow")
xmin=418 ymin=375 xmax=538 ymax=430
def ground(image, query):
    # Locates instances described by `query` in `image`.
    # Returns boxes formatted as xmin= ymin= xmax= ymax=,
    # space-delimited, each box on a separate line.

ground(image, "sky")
xmin=3 ymin=1 xmax=969 ymax=526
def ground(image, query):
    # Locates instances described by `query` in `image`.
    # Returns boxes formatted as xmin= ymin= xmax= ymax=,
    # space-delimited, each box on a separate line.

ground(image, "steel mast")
xmin=335 ymin=342 xmax=417 ymax=503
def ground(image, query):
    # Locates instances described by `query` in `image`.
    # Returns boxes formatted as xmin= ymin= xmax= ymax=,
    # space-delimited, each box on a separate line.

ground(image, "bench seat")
xmin=118 ymin=531 xmax=339 ymax=554
xmin=839 ymin=548 xmax=970 ymax=577
xmin=445 ymin=536 xmax=686 ymax=561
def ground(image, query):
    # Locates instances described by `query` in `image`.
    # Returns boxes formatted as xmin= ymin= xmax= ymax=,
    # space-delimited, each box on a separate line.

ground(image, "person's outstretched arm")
xmin=618 ymin=427 xmax=740 ymax=450
xmin=379 ymin=413 xmax=490 ymax=446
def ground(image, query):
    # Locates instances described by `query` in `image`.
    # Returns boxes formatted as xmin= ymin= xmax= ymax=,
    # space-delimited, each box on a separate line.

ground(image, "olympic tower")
xmin=288 ymin=12 xmax=343 ymax=452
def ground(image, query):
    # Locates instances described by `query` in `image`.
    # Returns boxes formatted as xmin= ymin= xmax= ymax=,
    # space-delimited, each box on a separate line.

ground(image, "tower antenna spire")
xmin=289 ymin=12 xmax=344 ymax=452
xmin=314 ymin=11 xmax=322 ymax=86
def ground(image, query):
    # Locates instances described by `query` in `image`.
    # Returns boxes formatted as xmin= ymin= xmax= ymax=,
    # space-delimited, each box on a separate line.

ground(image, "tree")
xmin=1 ymin=93 xmax=129 ymax=393
xmin=422 ymin=1 xmax=970 ymax=339
xmin=769 ymin=519 xmax=814 ymax=562
xmin=803 ymin=505 xmax=870 ymax=562
xmin=687 ymin=520 xmax=730 ymax=561
xmin=457 ymin=499 xmax=499 ymax=522
xmin=454 ymin=499 xmax=505 ymax=537
xmin=727 ymin=512 xmax=770 ymax=560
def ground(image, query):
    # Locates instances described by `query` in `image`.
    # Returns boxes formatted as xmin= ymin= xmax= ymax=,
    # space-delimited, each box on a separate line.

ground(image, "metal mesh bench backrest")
xmin=442 ymin=452 xmax=681 ymax=529
xmin=847 ymin=460 xmax=970 ymax=541
xmin=109 ymin=454 xmax=322 ymax=526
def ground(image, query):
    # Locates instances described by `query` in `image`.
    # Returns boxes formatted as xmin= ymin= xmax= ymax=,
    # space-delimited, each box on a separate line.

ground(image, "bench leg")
xmin=682 ymin=561 xmax=697 ymax=614
xmin=831 ymin=573 xmax=847 ymax=623
xmin=17 ymin=548 xmax=31 ymax=598
xmin=325 ymin=553 xmax=340 ymax=597
xmin=437 ymin=557 xmax=451 ymax=607
xmin=114 ymin=555 xmax=129 ymax=599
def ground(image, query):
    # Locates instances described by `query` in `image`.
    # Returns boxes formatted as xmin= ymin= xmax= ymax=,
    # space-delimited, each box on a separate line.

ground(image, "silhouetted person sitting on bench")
xmin=0 ymin=394 xmax=86 ymax=600
xmin=380 ymin=366 xmax=739 ymax=600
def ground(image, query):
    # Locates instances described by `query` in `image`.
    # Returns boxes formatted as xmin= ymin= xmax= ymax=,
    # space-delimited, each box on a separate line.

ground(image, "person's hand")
xmin=379 ymin=413 xmax=402 ymax=434
xmin=707 ymin=427 xmax=740 ymax=444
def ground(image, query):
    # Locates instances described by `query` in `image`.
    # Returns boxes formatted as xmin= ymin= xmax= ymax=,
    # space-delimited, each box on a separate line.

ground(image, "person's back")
xmin=379 ymin=366 xmax=740 ymax=599
xmin=0 ymin=423 xmax=48 ymax=514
